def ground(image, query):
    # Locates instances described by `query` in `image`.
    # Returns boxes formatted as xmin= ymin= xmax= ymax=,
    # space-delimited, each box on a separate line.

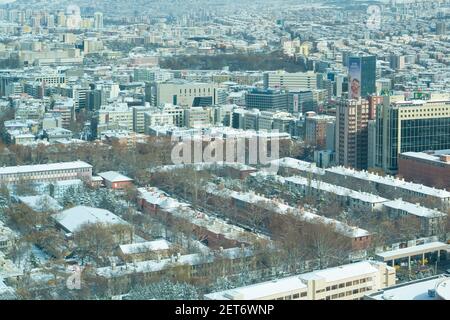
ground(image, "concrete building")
xmin=97 ymin=103 xmax=133 ymax=132
xmin=0 ymin=161 xmax=92 ymax=185
xmin=263 ymin=70 xmax=318 ymax=91
xmin=132 ymin=105 xmax=152 ymax=133
xmin=149 ymin=80 xmax=219 ymax=107
xmin=184 ymin=107 xmax=214 ymax=128
xmin=335 ymin=98 xmax=370 ymax=169
xmin=94 ymin=12 xmax=103 ymax=30
xmin=205 ymin=261 xmax=395 ymax=300
xmin=305 ymin=114 xmax=336 ymax=149
xmin=245 ymin=89 xmax=288 ymax=111
xmin=366 ymin=275 xmax=450 ymax=300
xmin=288 ymin=90 xmax=315 ymax=113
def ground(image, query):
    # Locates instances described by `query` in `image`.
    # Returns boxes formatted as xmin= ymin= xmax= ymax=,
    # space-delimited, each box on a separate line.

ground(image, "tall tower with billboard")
xmin=348 ymin=55 xmax=376 ymax=99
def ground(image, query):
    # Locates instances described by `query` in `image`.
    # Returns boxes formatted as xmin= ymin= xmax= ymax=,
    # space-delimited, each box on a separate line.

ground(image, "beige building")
xmin=132 ymin=105 xmax=152 ymax=133
xmin=205 ymin=261 xmax=395 ymax=300
xmin=263 ymin=70 xmax=318 ymax=91
xmin=150 ymin=80 xmax=220 ymax=107
xmin=184 ymin=107 xmax=214 ymax=128
xmin=97 ymin=103 xmax=133 ymax=131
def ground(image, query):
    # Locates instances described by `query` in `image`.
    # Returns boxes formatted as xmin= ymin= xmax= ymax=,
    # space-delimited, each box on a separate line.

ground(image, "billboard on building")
xmin=293 ymin=94 xmax=299 ymax=113
xmin=348 ymin=57 xmax=361 ymax=99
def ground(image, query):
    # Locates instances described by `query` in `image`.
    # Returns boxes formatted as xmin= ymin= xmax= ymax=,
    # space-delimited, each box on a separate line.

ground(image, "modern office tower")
xmin=305 ymin=114 xmax=336 ymax=149
xmin=335 ymin=98 xmax=370 ymax=170
xmin=87 ymin=89 xmax=102 ymax=111
xmin=367 ymin=120 xmax=377 ymax=169
xmin=149 ymin=80 xmax=219 ymax=107
xmin=436 ymin=21 xmax=446 ymax=35
xmin=375 ymin=97 xmax=450 ymax=174
xmin=56 ymin=11 xmax=66 ymax=27
xmin=47 ymin=14 xmax=55 ymax=28
xmin=245 ymin=88 xmax=288 ymax=111
xmin=389 ymin=53 xmax=405 ymax=70
xmin=263 ymin=70 xmax=318 ymax=91
xmin=288 ymin=90 xmax=315 ymax=113
xmin=348 ymin=55 xmax=376 ymax=99
xmin=94 ymin=12 xmax=103 ymax=30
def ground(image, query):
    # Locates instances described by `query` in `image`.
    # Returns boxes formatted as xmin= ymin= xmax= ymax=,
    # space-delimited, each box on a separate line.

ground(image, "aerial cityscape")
xmin=0 ymin=0 xmax=449 ymax=304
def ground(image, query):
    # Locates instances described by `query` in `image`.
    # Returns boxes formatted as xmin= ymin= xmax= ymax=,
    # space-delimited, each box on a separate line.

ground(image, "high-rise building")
xmin=94 ymin=12 xmax=104 ymax=30
xmin=305 ymin=114 xmax=336 ymax=149
xmin=348 ymin=55 xmax=376 ymax=99
xmin=288 ymin=90 xmax=315 ymax=113
xmin=375 ymin=97 xmax=450 ymax=174
xmin=335 ymin=98 xmax=370 ymax=169
xmin=436 ymin=22 xmax=446 ymax=35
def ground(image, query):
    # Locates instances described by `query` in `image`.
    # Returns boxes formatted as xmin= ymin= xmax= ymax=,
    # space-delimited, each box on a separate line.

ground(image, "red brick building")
xmin=98 ymin=171 xmax=134 ymax=189
xmin=398 ymin=150 xmax=450 ymax=191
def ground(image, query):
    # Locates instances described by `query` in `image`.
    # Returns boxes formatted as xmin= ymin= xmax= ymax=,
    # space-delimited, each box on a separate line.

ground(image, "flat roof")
xmin=119 ymin=240 xmax=170 ymax=255
xmin=368 ymin=276 xmax=450 ymax=300
xmin=401 ymin=150 xmax=450 ymax=165
xmin=205 ymin=275 xmax=307 ymax=300
xmin=376 ymin=242 xmax=448 ymax=261
xmin=0 ymin=161 xmax=92 ymax=176
xmin=205 ymin=261 xmax=387 ymax=300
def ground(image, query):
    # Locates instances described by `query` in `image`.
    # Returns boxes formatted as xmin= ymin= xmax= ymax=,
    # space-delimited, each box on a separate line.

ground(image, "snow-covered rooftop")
xmin=271 ymin=157 xmax=326 ymax=175
xmin=284 ymin=175 xmax=388 ymax=204
xmin=17 ymin=195 xmax=63 ymax=212
xmin=205 ymin=183 xmax=370 ymax=238
xmin=119 ymin=239 xmax=171 ymax=255
xmin=326 ymin=166 xmax=450 ymax=199
xmin=205 ymin=261 xmax=388 ymax=300
xmin=96 ymin=247 xmax=254 ymax=278
xmin=383 ymin=199 xmax=447 ymax=218
xmin=368 ymin=276 xmax=450 ymax=300
xmin=53 ymin=206 xmax=129 ymax=233
xmin=137 ymin=187 xmax=190 ymax=209
xmin=0 ymin=161 xmax=92 ymax=176
xmin=98 ymin=171 xmax=133 ymax=183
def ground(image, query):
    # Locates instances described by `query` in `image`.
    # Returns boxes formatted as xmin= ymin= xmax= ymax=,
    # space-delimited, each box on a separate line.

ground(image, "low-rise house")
xmin=98 ymin=171 xmax=134 ymax=189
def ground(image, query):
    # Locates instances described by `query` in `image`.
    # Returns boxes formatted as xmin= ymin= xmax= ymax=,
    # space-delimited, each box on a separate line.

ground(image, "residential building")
xmin=335 ymin=98 xmax=370 ymax=169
